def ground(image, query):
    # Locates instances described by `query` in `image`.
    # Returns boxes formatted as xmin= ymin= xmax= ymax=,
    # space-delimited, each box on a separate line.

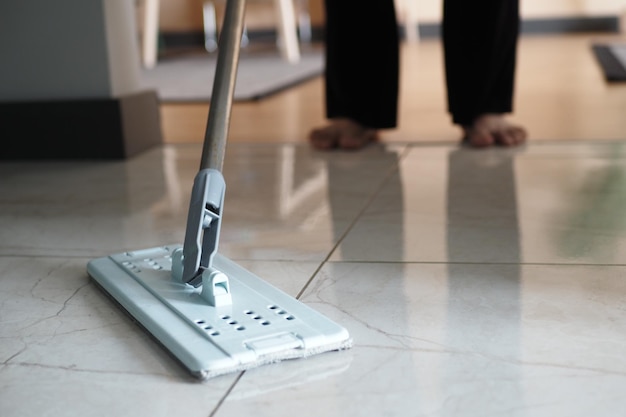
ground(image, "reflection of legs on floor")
xmin=445 ymin=148 xmax=523 ymax=411
xmin=326 ymin=147 xmax=404 ymax=260
xmin=446 ymin=147 xmax=522 ymax=263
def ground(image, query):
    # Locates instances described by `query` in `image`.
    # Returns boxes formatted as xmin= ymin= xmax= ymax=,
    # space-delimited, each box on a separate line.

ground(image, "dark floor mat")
xmin=592 ymin=43 xmax=626 ymax=82
xmin=141 ymin=47 xmax=324 ymax=102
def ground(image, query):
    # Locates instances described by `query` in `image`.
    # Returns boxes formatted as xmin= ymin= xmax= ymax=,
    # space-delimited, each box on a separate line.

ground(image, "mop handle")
xmin=199 ymin=0 xmax=247 ymax=172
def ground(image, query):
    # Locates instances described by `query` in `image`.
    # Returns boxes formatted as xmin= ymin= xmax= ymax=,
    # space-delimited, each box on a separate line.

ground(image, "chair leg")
xmin=241 ymin=25 xmax=250 ymax=48
xmin=273 ymin=0 xmax=300 ymax=62
xmin=203 ymin=2 xmax=218 ymax=52
xmin=203 ymin=1 xmax=248 ymax=53
xmin=398 ymin=0 xmax=420 ymax=42
xmin=142 ymin=0 xmax=160 ymax=68
xmin=296 ymin=0 xmax=312 ymax=43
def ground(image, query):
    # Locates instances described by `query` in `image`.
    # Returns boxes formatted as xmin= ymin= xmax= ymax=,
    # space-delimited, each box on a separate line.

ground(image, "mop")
xmin=87 ymin=0 xmax=351 ymax=380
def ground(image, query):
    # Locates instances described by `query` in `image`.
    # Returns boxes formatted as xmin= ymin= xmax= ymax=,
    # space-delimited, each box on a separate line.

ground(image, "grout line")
xmin=317 ymin=259 xmax=626 ymax=268
xmin=295 ymin=145 xmax=413 ymax=300
xmin=208 ymin=372 xmax=245 ymax=417
xmin=4 ymin=253 xmax=623 ymax=269
xmin=202 ymin=143 xmax=415 ymax=413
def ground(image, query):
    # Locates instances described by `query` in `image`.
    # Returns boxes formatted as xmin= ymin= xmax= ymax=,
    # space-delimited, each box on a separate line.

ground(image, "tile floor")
xmin=2 ymin=141 xmax=626 ymax=416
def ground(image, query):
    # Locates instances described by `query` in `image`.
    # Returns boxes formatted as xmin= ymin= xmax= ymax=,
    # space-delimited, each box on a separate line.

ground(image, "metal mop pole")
xmin=179 ymin=0 xmax=247 ymax=288
xmin=200 ymin=0 xmax=247 ymax=172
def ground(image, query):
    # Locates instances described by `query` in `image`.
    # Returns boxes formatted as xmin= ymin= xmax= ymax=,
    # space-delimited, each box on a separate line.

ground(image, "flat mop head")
xmin=87 ymin=245 xmax=352 ymax=380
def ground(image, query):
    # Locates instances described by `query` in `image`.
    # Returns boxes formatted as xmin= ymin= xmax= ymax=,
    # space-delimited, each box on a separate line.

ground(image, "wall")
xmin=152 ymin=0 xmax=626 ymax=32
xmin=0 ymin=0 xmax=141 ymax=101
xmin=411 ymin=0 xmax=626 ymax=22
xmin=142 ymin=0 xmax=324 ymax=32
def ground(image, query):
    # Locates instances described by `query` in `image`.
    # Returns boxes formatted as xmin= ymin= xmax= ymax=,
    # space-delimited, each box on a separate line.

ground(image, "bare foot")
xmin=462 ymin=114 xmax=527 ymax=148
xmin=309 ymin=118 xmax=378 ymax=151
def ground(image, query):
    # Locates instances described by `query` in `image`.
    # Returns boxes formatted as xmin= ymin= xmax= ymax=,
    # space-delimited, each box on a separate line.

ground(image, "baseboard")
xmin=416 ymin=15 xmax=620 ymax=38
xmin=0 ymin=90 xmax=163 ymax=160
xmin=160 ymin=15 xmax=620 ymax=50
xmin=521 ymin=15 xmax=620 ymax=34
xmin=159 ymin=28 xmax=320 ymax=52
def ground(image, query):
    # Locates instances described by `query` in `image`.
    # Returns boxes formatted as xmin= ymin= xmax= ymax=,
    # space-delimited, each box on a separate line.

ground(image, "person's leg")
xmin=443 ymin=0 xmax=527 ymax=147
xmin=310 ymin=0 xmax=400 ymax=150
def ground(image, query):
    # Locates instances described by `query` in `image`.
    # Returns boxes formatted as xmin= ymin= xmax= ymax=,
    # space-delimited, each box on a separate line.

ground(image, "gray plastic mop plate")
xmin=87 ymin=245 xmax=351 ymax=379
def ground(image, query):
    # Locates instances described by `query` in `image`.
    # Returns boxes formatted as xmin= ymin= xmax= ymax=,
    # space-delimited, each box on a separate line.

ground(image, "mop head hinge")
xmin=172 ymin=248 xmax=232 ymax=307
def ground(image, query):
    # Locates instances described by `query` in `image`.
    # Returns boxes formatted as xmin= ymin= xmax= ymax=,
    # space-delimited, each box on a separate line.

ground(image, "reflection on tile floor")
xmin=1 ymin=141 xmax=626 ymax=416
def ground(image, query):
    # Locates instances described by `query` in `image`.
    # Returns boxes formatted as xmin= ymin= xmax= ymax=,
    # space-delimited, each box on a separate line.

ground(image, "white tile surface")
xmin=2 ymin=141 xmax=626 ymax=416
xmin=222 ymin=261 xmax=626 ymax=417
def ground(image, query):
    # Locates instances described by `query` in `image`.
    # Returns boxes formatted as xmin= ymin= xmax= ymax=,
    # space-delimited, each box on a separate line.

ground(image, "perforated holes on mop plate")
xmin=195 ymin=319 xmax=218 ymax=335
xmin=240 ymin=309 xmax=266 ymax=325
xmin=218 ymin=315 xmax=246 ymax=331
xmin=268 ymin=305 xmax=295 ymax=321
xmin=144 ymin=258 xmax=163 ymax=270
xmin=122 ymin=261 xmax=141 ymax=273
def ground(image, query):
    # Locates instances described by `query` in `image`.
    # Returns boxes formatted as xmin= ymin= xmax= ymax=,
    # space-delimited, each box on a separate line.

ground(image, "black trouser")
xmin=323 ymin=0 xmax=520 ymax=128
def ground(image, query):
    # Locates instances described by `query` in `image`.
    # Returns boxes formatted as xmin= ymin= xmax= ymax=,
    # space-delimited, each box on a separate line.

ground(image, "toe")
xmin=464 ymin=114 xmax=527 ymax=148
xmin=512 ymin=127 xmax=528 ymax=144
xmin=338 ymin=130 xmax=377 ymax=150
xmin=495 ymin=129 xmax=517 ymax=146
xmin=309 ymin=127 xmax=339 ymax=150
xmin=498 ymin=126 xmax=527 ymax=146
xmin=463 ymin=129 xmax=494 ymax=148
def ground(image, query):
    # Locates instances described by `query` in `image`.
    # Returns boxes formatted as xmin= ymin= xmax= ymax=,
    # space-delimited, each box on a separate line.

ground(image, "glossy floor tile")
xmin=332 ymin=142 xmax=626 ymax=264
xmin=2 ymin=141 xmax=626 ymax=416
